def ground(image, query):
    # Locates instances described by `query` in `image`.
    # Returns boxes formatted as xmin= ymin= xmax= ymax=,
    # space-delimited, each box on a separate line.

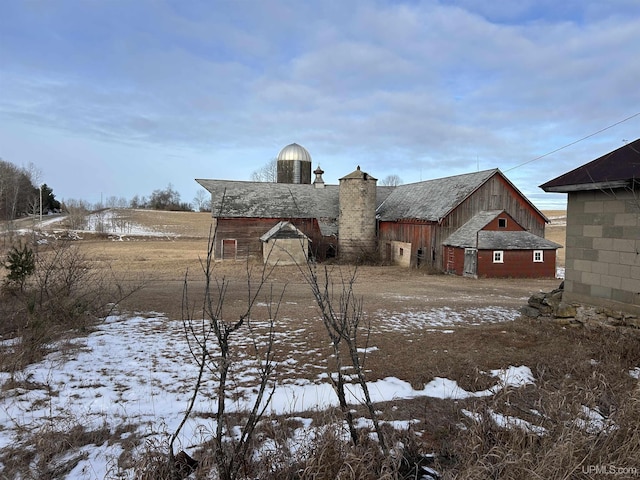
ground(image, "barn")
xmin=376 ymin=168 xmax=558 ymax=275
xmin=197 ymin=143 xmax=560 ymax=278
xmin=541 ymin=138 xmax=640 ymax=314
xmin=442 ymin=210 xmax=561 ymax=277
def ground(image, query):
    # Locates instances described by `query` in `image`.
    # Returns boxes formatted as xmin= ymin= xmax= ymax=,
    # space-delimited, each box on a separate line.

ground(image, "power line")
xmin=504 ymin=111 xmax=640 ymax=172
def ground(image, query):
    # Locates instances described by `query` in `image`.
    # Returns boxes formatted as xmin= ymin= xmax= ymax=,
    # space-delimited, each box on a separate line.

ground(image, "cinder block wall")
xmin=564 ymin=188 xmax=640 ymax=314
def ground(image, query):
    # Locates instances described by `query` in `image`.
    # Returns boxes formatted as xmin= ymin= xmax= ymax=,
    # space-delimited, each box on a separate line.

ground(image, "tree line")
xmin=0 ymin=159 xmax=60 ymax=221
xmin=1 ymin=158 xmax=212 ymax=219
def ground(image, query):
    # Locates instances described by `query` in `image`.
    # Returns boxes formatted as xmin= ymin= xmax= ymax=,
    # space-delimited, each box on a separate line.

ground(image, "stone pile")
xmin=521 ymin=282 xmax=640 ymax=332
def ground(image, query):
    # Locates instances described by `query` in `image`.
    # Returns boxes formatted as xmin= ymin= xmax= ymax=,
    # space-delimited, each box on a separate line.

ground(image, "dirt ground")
xmin=2 ymin=209 xmax=568 ymax=387
xmin=59 ymin=209 xmax=566 ymax=391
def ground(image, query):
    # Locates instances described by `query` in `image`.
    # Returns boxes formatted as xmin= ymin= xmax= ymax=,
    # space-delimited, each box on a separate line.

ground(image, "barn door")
xmin=222 ymin=239 xmax=237 ymax=260
xmin=464 ymin=248 xmax=477 ymax=277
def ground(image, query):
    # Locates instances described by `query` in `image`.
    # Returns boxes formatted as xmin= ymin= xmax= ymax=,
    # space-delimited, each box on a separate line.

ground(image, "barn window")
xmin=498 ymin=218 xmax=507 ymax=228
xmin=399 ymin=247 xmax=404 ymax=256
xmin=493 ymin=251 xmax=504 ymax=263
xmin=533 ymin=250 xmax=543 ymax=262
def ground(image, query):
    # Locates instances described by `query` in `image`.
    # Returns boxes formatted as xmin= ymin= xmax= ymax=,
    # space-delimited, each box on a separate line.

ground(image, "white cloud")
xmin=0 ymin=0 xmax=639 ymax=207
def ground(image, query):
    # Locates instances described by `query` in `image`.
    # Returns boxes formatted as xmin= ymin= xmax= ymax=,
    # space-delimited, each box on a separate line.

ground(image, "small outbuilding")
xmin=540 ymin=138 xmax=640 ymax=315
xmin=260 ymin=221 xmax=310 ymax=266
xmin=443 ymin=210 xmax=562 ymax=278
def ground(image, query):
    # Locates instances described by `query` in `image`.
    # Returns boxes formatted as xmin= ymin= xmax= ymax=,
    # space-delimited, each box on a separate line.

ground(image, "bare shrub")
xmin=1 ymin=237 xmax=143 ymax=369
xmin=299 ymin=263 xmax=388 ymax=454
xmin=168 ymin=229 xmax=281 ymax=480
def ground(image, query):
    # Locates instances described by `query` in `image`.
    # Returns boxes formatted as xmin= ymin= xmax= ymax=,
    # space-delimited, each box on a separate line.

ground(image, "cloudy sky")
xmin=1 ymin=0 xmax=639 ymax=209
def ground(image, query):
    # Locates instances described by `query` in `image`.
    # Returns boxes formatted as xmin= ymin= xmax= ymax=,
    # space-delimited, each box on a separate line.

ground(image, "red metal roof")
xmin=540 ymin=138 xmax=640 ymax=192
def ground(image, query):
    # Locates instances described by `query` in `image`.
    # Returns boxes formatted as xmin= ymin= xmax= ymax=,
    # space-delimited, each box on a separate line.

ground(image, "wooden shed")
xmin=442 ymin=210 xmax=561 ymax=278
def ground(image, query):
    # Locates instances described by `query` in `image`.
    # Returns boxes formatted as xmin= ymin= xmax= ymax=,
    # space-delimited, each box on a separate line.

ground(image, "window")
xmin=533 ymin=250 xmax=543 ymax=262
xmin=399 ymin=247 xmax=404 ymax=256
xmin=498 ymin=218 xmax=507 ymax=228
xmin=493 ymin=250 xmax=504 ymax=263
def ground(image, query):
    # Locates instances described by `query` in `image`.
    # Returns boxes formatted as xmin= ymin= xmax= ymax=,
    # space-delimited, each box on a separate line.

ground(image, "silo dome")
xmin=277 ymin=143 xmax=312 ymax=162
xmin=276 ymin=143 xmax=312 ymax=184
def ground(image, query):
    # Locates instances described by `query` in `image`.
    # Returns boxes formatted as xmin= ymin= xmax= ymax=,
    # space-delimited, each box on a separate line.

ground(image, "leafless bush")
xmin=62 ymin=198 xmax=90 ymax=230
xmin=168 ymin=229 xmax=282 ymax=480
xmin=1 ymin=237 xmax=143 ymax=369
xmin=299 ymin=263 xmax=388 ymax=455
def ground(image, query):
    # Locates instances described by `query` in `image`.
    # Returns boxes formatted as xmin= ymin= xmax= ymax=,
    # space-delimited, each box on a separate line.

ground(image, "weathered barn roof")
xmin=540 ymin=138 xmax=640 ymax=192
xmin=196 ymin=179 xmax=394 ymax=220
xmin=476 ymin=231 xmax=562 ymax=250
xmin=442 ymin=210 xmax=503 ymax=247
xmin=377 ymin=169 xmax=501 ymax=222
xmin=444 ymin=210 xmax=561 ymax=250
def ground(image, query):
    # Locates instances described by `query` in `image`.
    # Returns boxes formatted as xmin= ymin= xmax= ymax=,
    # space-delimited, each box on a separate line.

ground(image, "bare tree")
xmin=250 ymin=158 xmax=277 ymax=182
xmin=381 ymin=174 xmax=403 ymax=187
xmin=300 ymin=263 xmax=389 ymax=455
xmin=62 ymin=199 xmax=90 ymax=230
xmin=193 ymin=189 xmax=211 ymax=212
xmin=170 ymin=228 xmax=282 ymax=480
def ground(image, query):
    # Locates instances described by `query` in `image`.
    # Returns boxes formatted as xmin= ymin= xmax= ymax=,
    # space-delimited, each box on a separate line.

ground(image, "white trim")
xmin=493 ymin=250 xmax=504 ymax=263
xmin=533 ymin=250 xmax=544 ymax=263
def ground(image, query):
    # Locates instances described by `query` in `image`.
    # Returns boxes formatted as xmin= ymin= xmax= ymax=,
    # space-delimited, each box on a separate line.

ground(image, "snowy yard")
xmin=1 ymin=306 xmax=536 ymax=479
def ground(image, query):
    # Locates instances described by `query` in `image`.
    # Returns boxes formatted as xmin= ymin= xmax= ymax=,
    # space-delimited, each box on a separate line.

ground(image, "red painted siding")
xmin=444 ymin=246 xmax=465 ymax=275
xmin=477 ymin=249 xmax=556 ymax=278
xmin=483 ymin=212 xmax=524 ymax=231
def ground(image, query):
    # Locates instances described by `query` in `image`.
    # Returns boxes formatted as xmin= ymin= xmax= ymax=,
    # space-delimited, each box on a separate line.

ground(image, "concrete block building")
xmin=541 ymin=138 xmax=640 ymax=314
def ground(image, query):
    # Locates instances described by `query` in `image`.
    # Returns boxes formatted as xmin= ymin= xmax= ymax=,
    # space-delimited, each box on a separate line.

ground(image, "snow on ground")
xmin=374 ymin=305 xmax=521 ymax=332
xmin=0 ymin=306 xmax=534 ymax=478
xmin=11 ymin=210 xmax=177 ymax=238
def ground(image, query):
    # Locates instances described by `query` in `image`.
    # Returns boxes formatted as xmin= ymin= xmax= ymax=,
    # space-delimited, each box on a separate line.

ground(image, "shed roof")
xmin=444 ymin=210 xmax=561 ymax=250
xmin=260 ymin=221 xmax=310 ymax=242
xmin=540 ymin=138 xmax=640 ymax=192
xmin=377 ymin=169 xmax=512 ymax=222
xmin=476 ymin=231 xmax=562 ymax=250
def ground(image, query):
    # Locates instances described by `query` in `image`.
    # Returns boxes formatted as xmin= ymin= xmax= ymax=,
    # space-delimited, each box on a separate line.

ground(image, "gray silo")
xmin=276 ymin=143 xmax=312 ymax=184
xmin=338 ymin=166 xmax=377 ymax=261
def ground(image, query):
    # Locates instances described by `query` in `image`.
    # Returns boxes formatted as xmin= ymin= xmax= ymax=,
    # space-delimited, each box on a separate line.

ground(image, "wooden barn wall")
xmin=483 ymin=212 xmax=524 ymax=231
xmin=378 ymin=221 xmax=436 ymax=268
xmin=434 ymin=175 xmax=547 ymax=270
xmin=214 ymin=217 xmax=330 ymax=261
xmin=477 ymin=249 xmax=556 ymax=278
xmin=444 ymin=246 xmax=465 ymax=275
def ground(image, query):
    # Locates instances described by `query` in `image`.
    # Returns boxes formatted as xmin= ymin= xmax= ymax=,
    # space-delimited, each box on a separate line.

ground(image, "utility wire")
xmin=504 ymin=111 xmax=640 ymax=172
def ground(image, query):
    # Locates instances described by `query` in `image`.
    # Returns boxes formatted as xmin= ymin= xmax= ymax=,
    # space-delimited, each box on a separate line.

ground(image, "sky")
xmin=1 ymin=0 xmax=640 ymax=209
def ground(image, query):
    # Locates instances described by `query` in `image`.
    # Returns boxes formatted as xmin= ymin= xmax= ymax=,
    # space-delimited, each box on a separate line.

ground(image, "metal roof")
xmin=540 ymin=138 xmax=640 ymax=192
xmin=277 ymin=143 xmax=312 ymax=162
xmin=376 ymin=169 xmax=499 ymax=221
